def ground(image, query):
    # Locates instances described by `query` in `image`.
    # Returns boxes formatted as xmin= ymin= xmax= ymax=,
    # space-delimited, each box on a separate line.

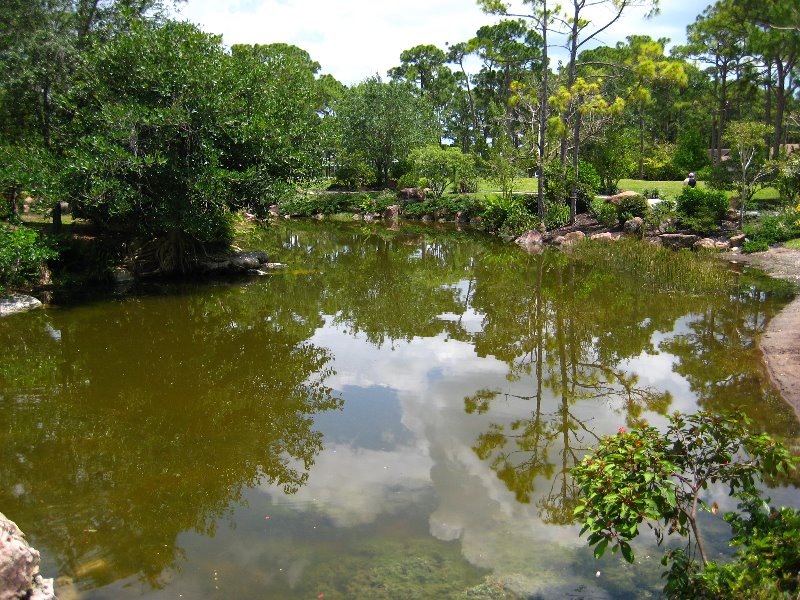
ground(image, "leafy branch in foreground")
xmin=572 ymin=410 xmax=799 ymax=598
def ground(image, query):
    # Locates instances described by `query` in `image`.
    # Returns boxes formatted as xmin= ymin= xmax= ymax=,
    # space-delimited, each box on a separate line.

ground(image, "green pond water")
xmin=1 ymin=221 xmax=799 ymax=599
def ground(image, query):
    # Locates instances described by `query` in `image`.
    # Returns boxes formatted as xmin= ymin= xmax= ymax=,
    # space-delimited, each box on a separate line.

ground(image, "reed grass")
xmin=571 ymin=237 xmax=737 ymax=295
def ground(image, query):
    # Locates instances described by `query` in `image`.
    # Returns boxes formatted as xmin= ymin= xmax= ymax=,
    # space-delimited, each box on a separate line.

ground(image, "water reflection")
xmin=0 ymin=282 xmax=340 ymax=589
xmin=0 ymin=220 xmax=797 ymax=599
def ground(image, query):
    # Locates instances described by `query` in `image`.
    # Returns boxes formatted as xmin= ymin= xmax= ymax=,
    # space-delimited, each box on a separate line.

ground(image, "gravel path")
xmin=726 ymin=247 xmax=800 ymax=421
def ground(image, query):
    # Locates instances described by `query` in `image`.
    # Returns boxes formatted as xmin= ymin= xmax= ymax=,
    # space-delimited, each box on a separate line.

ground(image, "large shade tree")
xmin=336 ymin=76 xmax=438 ymax=187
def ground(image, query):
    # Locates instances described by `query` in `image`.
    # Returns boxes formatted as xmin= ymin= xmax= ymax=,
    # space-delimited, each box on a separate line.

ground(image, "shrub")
xmin=544 ymin=160 xmax=600 ymax=213
xmin=588 ymin=198 xmax=618 ymax=227
xmin=742 ymin=240 xmax=769 ymax=253
xmin=676 ymin=187 xmax=729 ymax=221
xmin=0 ymin=223 xmax=57 ymax=293
xmin=402 ymin=199 xmax=437 ymax=218
xmin=279 ymin=192 xmax=359 ymax=216
xmin=645 ymin=198 xmax=677 ymax=230
xmin=544 ymin=201 xmax=571 ymax=229
xmin=396 ymin=172 xmax=419 ymax=190
xmin=743 ymin=208 xmax=800 ymax=245
xmin=617 ymin=193 xmax=649 ymax=224
xmin=480 ymin=194 xmax=537 ymax=234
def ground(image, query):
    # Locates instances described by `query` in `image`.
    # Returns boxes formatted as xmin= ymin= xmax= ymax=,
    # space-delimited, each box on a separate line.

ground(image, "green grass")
xmin=784 ymin=238 xmax=800 ymax=250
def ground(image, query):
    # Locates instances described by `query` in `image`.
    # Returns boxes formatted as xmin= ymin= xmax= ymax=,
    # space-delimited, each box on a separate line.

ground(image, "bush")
xmin=617 ymin=193 xmax=649 ymax=224
xmin=544 ymin=160 xmax=600 ymax=213
xmin=480 ymin=194 xmax=537 ymax=234
xmin=676 ymin=187 xmax=729 ymax=220
xmin=396 ymin=172 xmax=419 ymax=189
xmin=742 ymin=240 xmax=769 ymax=253
xmin=743 ymin=207 xmax=800 ymax=245
xmin=588 ymin=198 xmax=618 ymax=227
xmin=646 ymin=197 xmax=677 ymax=230
xmin=402 ymin=199 xmax=437 ymax=218
xmin=279 ymin=192 xmax=358 ymax=216
xmin=544 ymin=201 xmax=571 ymax=229
xmin=0 ymin=223 xmax=57 ymax=293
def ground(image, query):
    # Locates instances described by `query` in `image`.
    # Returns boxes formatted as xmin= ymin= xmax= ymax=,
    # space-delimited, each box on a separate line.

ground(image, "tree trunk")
xmin=537 ymin=0 xmax=549 ymax=217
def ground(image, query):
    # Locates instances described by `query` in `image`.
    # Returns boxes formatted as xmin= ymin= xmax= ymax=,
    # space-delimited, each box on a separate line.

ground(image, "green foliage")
xmin=743 ymin=206 xmax=800 ymax=246
xmin=401 ymin=199 xmax=437 ymax=218
xmin=409 ymin=145 xmax=477 ymax=200
xmin=336 ymin=76 xmax=438 ymax=188
xmin=543 ymin=160 xmax=600 ymax=213
xmin=741 ymin=240 xmax=770 ymax=254
xmin=589 ymin=198 xmax=619 ymax=227
xmin=672 ymin=127 xmax=710 ymax=175
xmin=0 ymin=223 xmax=56 ymax=292
xmin=642 ymin=143 xmax=683 ymax=181
xmin=573 ymin=410 xmax=798 ymax=598
xmin=583 ymin=124 xmax=637 ymax=195
xmin=544 ymin=201 xmax=571 ymax=230
xmin=682 ymin=498 xmax=800 ymax=599
xmin=480 ymin=193 xmax=537 ymax=234
xmin=774 ymin=153 xmax=800 ymax=205
xmin=617 ymin=193 xmax=650 ymax=224
xmin=677 ymin=188 xmax=729 ymax=218
xmin=646 ymin=198 xmax=678 ymax=230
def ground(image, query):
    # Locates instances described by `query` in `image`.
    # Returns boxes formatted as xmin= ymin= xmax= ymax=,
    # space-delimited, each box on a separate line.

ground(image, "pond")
xmin=1 ymin=221 xmax=798 ymax=599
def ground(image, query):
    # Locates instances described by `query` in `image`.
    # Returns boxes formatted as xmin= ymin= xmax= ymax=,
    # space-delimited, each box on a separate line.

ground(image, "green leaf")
xmin=594 ymin=537 xmax=609 ymax=559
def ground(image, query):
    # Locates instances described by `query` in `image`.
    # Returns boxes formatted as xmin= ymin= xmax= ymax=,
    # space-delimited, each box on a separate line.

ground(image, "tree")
xmin=724 ymin=120 xmax=776 ymax=226
xmin=409 ymin=145 xmax=477 ymax=200
xmin=572 ymin=410 xmax=798 ymax=597
xmin=388 ymin=44 xmax=457 ymax=139
xmin=336 ymin=76 xmax=438 ymax=187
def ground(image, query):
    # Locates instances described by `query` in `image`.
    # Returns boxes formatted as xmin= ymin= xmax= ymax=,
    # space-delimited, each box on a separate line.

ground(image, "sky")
xmin=173 ymin=0 xmax=708 ymax=85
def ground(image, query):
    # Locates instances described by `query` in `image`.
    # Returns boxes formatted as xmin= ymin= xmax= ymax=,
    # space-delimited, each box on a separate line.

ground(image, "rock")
xmin=383 ymin=205 xmax=401 ymax=220
xmin=352 ymin=213 xmax=362 ymax=221
xmin=693 ymin=238 xmax=717 ymax=251
xmin=0 ymin=294 xmax=43 ymax=317
xmin=590 ymin=232 xmax=618 ymax=241
xmin=659 ymin=233 xmax=700 ymax=250
xmin=397 ymin=187 xmax=426 ymax=201
xmin=268 ymin=205 xmax=280 ymax=218
xmin=197 ymin=251 xmax=272 ymax=274
xmin=454 ymin=211 xmax=468 ymax=223
xmin=552 ymin=235 xmax=566 ymax=246
xmin=112 ymin=267 xmax=135 ymax=284
xmin=515 ymin=230 xmax=543 ymax=247
xmin=0 ymin=512 xmax=56 ymax=600
xmin=469 ymin=217 xmax=482 ymax=225
xmin=421 ymin=214 xmax=434 ymax=222
xmin=623 ymin=217 xmax=645 ymax=238
xmin=563 ymin=231 xmax=585 ymax=245
xmin=729 ymin=233 xmax=746 ymax=248
xmin=312 ymin=213 xmax=324 ymax=220
xmin=606 ymin=190 xmax=641 ymax=206
xmin=726 ymin=208 xmax=739 ymax=221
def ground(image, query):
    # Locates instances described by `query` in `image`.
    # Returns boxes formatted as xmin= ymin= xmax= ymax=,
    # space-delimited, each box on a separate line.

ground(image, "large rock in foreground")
xmin=0 ymin=513 xmax=56 ymax=600
xmin=0 ymin=294 xmax=43 ymax=317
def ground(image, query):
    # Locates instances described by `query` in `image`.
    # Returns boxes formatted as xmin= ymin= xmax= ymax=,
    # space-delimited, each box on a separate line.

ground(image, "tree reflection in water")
xmin=0 ymin=280 xmax=340 ymax=589
xmin=463 ymin=244 xmax=797 ymax=520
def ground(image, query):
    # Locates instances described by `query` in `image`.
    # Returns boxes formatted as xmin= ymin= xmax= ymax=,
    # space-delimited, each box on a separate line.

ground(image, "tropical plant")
xmin=573 ymin=410 xmax=798 ymax=598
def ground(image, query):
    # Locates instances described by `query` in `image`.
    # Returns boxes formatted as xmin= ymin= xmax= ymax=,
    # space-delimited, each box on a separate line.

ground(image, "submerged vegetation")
xmin=570 ymin=238 xmax=738 ymax=294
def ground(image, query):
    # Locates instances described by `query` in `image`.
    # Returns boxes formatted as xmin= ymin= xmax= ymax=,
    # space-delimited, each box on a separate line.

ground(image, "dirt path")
xmin=726 ymin=247 xmax=800 ymax=421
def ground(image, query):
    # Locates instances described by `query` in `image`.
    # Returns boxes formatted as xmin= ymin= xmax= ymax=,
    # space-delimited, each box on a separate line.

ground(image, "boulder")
xmin=312 ymin=213 xmax=324 ymax=220
xmin=658 ymin=233 xmax=700 ymax=250
xmin=623 ymin=217 xmax=645 ymax=238
xmin=693 ymin=238 xmax=717 ymax=251
xmin=515 ymin=230 xmax=543 ymax=247
xmin=383 ymin=205 xmax=401 ymax=220
xmin=564 ymin=231 xmax=586 ymax=244
xmin=606 ymin=190 xmax=641 ymax=206
xmin=729 ymin=233 xmax=746 ymax=248
xmin=590 ymin=232 xmax=618 ymax=241
xmin=397 ymin=187 xmax=426 ymax=201
xmin=112 ymin=267 xmax=135 ymax=284
xmin=268 ymin=205 xmax=280 ymax=218
xmin=0 ymin=512 xmax=56 ymax=600
xmin=454 ymin=211 xmax=468 ymax=223
xmin=715 ymin=241 xmax=731 ymax=251
xmin=352 ymin=213 xmax=362 ymax=221
xmin=726 ymin=208 xmax=739 ymax=221
xmin=0 ymin=295 xmax=43 ymax=317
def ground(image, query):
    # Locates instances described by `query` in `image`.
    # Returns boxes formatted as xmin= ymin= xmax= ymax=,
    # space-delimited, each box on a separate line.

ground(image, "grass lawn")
xmin=785 ymin=238 xmax=800 ymax=250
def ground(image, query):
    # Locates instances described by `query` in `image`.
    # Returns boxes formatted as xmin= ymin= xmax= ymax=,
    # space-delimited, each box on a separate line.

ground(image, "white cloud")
xmin=174 ymin=0 xmax=702 ymax=85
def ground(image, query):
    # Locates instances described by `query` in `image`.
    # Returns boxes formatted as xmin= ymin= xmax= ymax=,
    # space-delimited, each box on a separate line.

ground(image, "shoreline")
xmin=725 ymin=247 xmax=800 ymax=422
